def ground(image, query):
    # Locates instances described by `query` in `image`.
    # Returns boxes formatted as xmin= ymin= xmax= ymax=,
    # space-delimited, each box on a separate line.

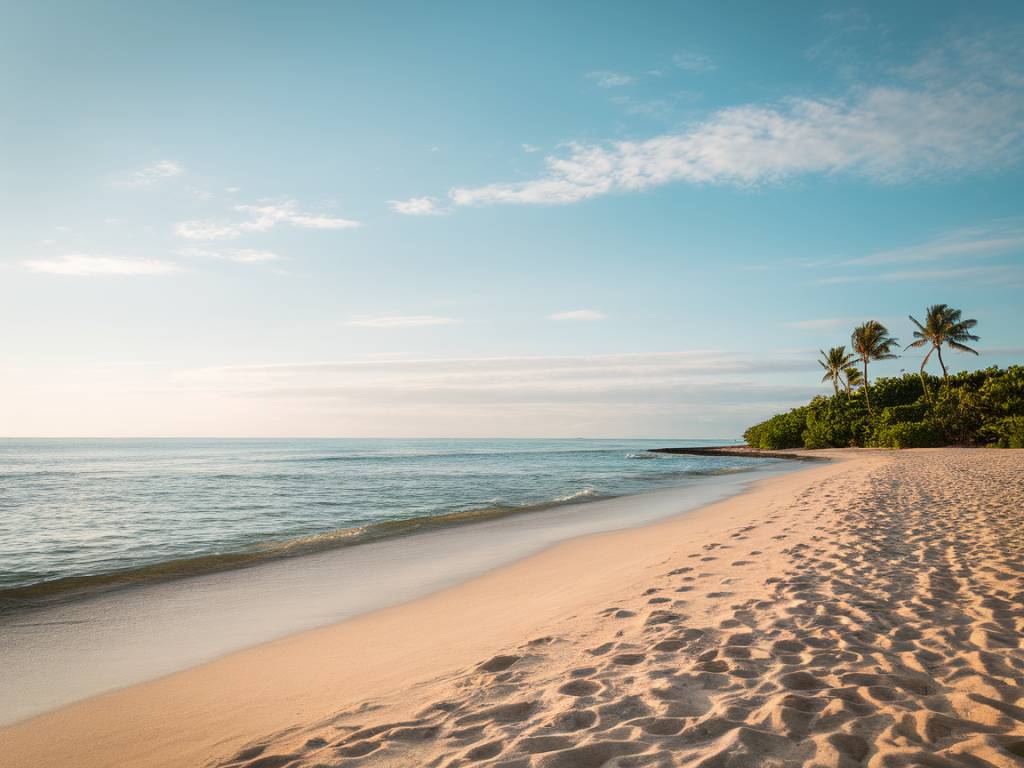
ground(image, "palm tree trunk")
xmin=919 ymin=348 xmax=934 ymax=404
xmin=936 ymin=345 xmax=948 ymax=379
xmin=832 ymin=379 xmax=839 ymax=397
xmin=863 ymin=358 xmax=872 ymax=416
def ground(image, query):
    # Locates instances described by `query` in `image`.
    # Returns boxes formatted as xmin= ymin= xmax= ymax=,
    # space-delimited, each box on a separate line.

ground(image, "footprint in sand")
xmin=610 ymin=653 xmax=645 ymax=665
xmin=478 ymin=655 xmax=521 ymax=673
xmin=558 ymin=679 xmax=600 ymax=697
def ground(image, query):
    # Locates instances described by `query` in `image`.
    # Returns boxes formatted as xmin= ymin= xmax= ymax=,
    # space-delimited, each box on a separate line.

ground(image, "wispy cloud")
xmin=22 ymin=254 xmax=178 ymax=276
xmin=845 ymin=222 xmax=1024 ymax=266
xmin=187 ymin=187 xmax=215 ymax=201
xmin=177 ymin=351 xmax=821 ymax=415
xmin=235 ymin=202 xmax=361 ymax=231
xmin=177 ymin=200 xmax=361 ymax=240
xmin=389 ymin=197 xmax=446 ymax=216
xmin=345 ymin=315 xmax=459 ymax=328
xmin=175 ymin=220 xmax=243 ymax=240
xmin=806 ymin=8 xmax=873 ymax=63
xmin=177 ymin=247 xmax=280 ymax=264
xmin=521 ymin=144 xmax=540 ymax=153
xmin=197 ymin=350 xmax=812 ymax=378
xmin=672 ymin=51 xmax=716 ymax=72
xmin=783 ymin=317 xmax=860 ymax=330
xmin=586 ymin=70 xmax=635 ymax=88
xmin=4 ymin=350 xmax=826 ymax=437
xmin=549 ymin=309 xmax=606 ymax=321
xmin=119 ymin=160 xmax=184 ymax=187
xmin=450 ymin=32 xmax=1024 ymax=206
xmin=816 ymin=265 xmax=1024 ymax=285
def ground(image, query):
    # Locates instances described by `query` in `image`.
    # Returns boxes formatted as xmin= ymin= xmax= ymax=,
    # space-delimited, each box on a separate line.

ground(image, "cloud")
xmin=389 ymin=197 xmax=445 ymax=216
xmin=521 ymin=144 xmax=540 ymax=153
xmin=197 ymin=350 xmax=814 ymax=379
xmin=449 ymin=32 xmax=1024 ymax=206
xmin=234 ymin=202 xmax=361 ymax=231
xmin=176 ymin=200 xmax=361 ymax=240
xmin=806 ymin=9 xmax=873 ymax=63
xmin=609 ymin=95 xmax=685 ymax=120
xmin=672 ymin=51 xmax=716 ymax=72
xmin=345 ymin=315 xmax=459 ymax=328
xmin=177 ymin=350 xmax=822 ymax=415
xmin=846 ymin=222 xmax=1024 ymax=266
xmin=784 ymin=317 xmax=859 ymax=330
xmin=816 ymin=265 xmax=1024 ymax=285
xmin=187 ymin=187 xmax=215 ymax=201
xmin=21 ymin=254 xmax=178 ymax=276
xmin=178 ymin=247 xmax=280 ymax=264
xmin=6 ymin=349 xmax=825 ymax=437
xmin=587 ymin=71 xmax=635 ymax=88
xmin=117 ymin=160 xmax=184 ymax=187
xmin=175 ymin=220 xmax=243 ymax=240
xmin=549 ymin=309 xmax=606 ymax=321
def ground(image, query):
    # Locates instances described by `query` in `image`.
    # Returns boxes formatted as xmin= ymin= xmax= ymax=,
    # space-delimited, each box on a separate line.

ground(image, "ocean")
xmin=0 ymin=438 xmax=769 ymax=600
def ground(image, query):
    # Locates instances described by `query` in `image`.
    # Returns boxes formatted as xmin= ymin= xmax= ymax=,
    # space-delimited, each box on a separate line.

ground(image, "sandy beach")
xmin=3 ymin=448 xmax=1024 ymax=768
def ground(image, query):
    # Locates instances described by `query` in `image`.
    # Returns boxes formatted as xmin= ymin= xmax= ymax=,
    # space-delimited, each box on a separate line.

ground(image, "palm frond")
xmin=946 ymin=340 xmax=979 ymax=355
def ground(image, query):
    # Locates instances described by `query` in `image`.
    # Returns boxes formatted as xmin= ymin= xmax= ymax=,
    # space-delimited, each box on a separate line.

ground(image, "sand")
xmin=3 ymin=448 xmax=1024 ymax=768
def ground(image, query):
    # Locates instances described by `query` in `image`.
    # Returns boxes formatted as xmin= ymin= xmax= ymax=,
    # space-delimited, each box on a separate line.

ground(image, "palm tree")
xmin=905 ymin=305 xmax=979 ymax=396
xmin=843 ymin=365 xmax=862 ymax=396
xmin=851 ymin=321 xmax=899 ymax=416
xmin=818 ymin=346 xmax=854 ymax=396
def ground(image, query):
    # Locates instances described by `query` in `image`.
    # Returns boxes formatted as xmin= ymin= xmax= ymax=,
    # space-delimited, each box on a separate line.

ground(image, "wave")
xmin=552 ymin=487 xmax=600 ymax=502
xmin=0 ymin=486 xmax=612 ymax=608
xmin=271 ymin=447 xmax=630 ymax=463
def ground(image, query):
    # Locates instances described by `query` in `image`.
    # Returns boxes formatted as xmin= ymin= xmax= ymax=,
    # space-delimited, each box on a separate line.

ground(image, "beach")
xmin=3 ymin=448 xmax=1024 ymax=767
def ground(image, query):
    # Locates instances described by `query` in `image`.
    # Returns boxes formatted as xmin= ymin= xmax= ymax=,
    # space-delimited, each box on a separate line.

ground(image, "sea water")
xmin=0 ymin=438 xmax=767 ymax=599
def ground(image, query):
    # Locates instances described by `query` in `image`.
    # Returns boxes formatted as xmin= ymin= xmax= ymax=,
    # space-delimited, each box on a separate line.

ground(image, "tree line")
xmin=745 ymin=305 xmax=1023 ymax=450
xmin=816 ymin=305 xmax=979 ymax=415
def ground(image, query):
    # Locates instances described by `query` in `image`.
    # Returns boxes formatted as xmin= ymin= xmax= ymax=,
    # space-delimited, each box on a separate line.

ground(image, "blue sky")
xmin=1 ymin=1 xmax=1022 ymax=437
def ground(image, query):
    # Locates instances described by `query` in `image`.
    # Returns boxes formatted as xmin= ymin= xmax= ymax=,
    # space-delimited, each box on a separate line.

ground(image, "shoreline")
xmin=649 ymin=445 xmax=830 ymax=461
xmin=0 ymin=444 xmax=765 ymax=611
xmin=0 ymin=457 xmax=800 ymax=726
xmin=5 ymin=448 xmax=1023 ymax=768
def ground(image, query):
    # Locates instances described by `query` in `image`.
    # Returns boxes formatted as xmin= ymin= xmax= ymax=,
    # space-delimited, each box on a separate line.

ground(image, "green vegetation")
xmin=905 ymin=303 xmax=979 ymax=402
xmin=818 ymin=346 xmax=854 ymax=397
xmin=850 ymin=320 xmax=899 ymax=416
xmin=745 ymin=306 xmax=1024 ymax=450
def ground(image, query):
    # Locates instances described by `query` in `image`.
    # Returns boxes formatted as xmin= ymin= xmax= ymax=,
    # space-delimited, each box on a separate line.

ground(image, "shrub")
xmin=743 ymin=407 xmax=807 ymax=450
xmin=929 ymin=386 xmax=983 ymax=444
xmin=878 ymin=402 xmax=927 ymax=424
xmin=976 ymin=366 xmax=1024 ymax=418
xmin=867 ymin=373 xmax=928 ymax=409
xmin=980 ymin=416 xmax=1024 ymax=449
xmin=743 ymin=366 xmax=1022 ymax=450
xmin=870 ymin=421 xmax=944 ymax=449
xmin=801 ymin=396 xmax=867 ymax=448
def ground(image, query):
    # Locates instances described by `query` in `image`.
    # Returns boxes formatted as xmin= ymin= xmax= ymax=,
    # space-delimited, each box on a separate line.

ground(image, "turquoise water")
xmin=0 ymin=438 xmax=767 ymax=597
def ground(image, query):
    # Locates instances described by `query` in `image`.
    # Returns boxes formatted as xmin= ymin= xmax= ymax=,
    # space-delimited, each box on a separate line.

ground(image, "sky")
xmin=1 ymin=0 xmax=1023 ymax=438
